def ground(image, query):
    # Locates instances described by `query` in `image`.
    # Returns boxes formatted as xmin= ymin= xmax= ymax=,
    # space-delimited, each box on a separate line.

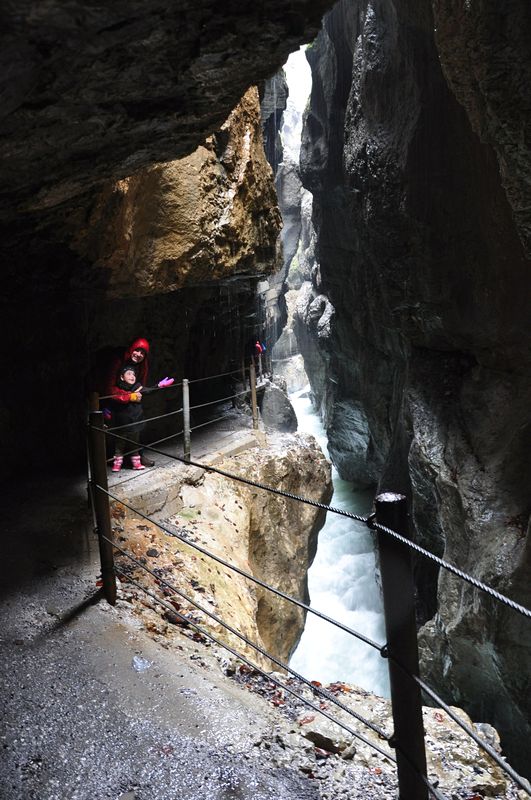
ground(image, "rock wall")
xmin=113 ymin=433 xmax=332 ymax=668
xmin=261 ymin=72 xmax=289 ymax=173
xmin=1 ymin=1 xmax=337 ymax=478
xmin=1 ymin=86 xmax=281 ymax=478
xmin=0 ymin=1 xmax=334 ymax=228
xmin=65 ymin=87 xmax=282 ymax=298
xmin=296 ymin=0 xmax=531 ymax=777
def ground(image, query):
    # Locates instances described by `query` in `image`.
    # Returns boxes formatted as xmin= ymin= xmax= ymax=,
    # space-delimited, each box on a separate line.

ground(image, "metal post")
xmin=88 ymin=391 xmax=100 ymax=413
xmin=249 ymin=360 xmax=259 ymax=430
xmin=88 ymin=411 xmax=117 ymax=606
xmin=374 ymin=493 xmax=428 ymax=800
xmin=86 ymin=391 xmax=100 ymax=508
xmin=182 ymin=378 xmax=191 ymax=462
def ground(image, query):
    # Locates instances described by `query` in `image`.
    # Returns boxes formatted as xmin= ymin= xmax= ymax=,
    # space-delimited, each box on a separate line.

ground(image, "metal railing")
xmin=89 ymin=361 xmax=259 ymax=471
xmin=86 ymin=382 xmax=531 ymax=800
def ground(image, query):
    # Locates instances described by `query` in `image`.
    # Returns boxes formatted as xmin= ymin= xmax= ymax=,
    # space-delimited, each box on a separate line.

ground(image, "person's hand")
xmin=130 ymin=390 xmax=142 ymax=402
xmin=158 ymin=377 xmax=174 ymax=388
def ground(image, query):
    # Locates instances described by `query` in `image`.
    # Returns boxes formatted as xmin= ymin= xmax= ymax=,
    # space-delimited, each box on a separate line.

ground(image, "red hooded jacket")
xmin=104 ymin=338 xmax=150 ymax=404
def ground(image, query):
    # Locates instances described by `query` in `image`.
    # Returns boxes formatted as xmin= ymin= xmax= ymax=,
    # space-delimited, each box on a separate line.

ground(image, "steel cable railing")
xmin=190 ymin=412 xmax=242 ymax=433
xmin=115 ymin=570 xmax=447 ymax=800
xmin=369 ymin=519 xmax=531 ymax=621
xmin=189 ymin=388 xmax=250 ymax=411
xmin=109 ymin=537 xmax=391 ymax=745
xmin=89 ymin=412 xmax=531 ymax=797
xmin=105 ymin=428 xmax=185 ymax=466
xmin=104 ymin=432 xmax=531 ymax=623
xmin=101 ymin=486 xmax=381 ymax=653
xmin=109 ymin=539 xmax=448 ymax=799
xmin=112 ymin=568 xmax=407 ymax=765
xmin=188 ymin=367 xmax=248 ymax=384
xmin=99 ymin=483 xmax=531 ymax=796
xmin=99 ymin=380 xmax=183 ymax=402
xmin=106 ymin=407 xmax=184 ymax=433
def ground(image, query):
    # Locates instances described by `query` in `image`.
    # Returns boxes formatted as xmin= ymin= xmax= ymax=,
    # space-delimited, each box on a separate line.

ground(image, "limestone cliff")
xmin=296 ymin=0 xmax=531 ymax=777
xmin=66 ymin=88 xmax=282 ymax=298
xmin=112 ymin=433 xmax=332 ymax=668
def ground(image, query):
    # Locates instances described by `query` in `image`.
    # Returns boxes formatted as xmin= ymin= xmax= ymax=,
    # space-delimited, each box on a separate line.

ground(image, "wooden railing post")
xmin=249 ymin=360 xmax=259 ymax=431
xmin=182 ymin=378 xmax=191 ymax=462
xmin=88 ymin=411 xmax=117 ymax=606
xmin=374 ymin=492 xmax=428 ymax=800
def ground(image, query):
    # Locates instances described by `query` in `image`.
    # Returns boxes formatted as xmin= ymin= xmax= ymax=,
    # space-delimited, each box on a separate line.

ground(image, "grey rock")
xmin=259 ymin=384 xmax=298 ymax=433
xmin=297 ymin=0 xmax=531 ymax=778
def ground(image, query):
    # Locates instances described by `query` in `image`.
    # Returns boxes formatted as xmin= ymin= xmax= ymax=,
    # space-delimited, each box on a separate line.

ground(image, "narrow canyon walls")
xmin=296 ymin=0 xmax=531 ymax=776
xmin=1 ymin=1 xmax=337 ymax=477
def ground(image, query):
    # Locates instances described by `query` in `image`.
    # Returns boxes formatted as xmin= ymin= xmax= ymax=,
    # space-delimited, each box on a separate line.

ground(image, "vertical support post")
xmin=86 ymin=391 xmax=100 ymax=509
xmin=375 ymin=493 xmax=428 ymax=800
xmin=88 ymin=391 xmax=100 ymax=413
xmin=182 ymin=378 xmax=191 ymax=463
xmin=249 ymin=360 xmax=259 ymax=431
xmin=88 ymin=411 xmax=117 ymax=606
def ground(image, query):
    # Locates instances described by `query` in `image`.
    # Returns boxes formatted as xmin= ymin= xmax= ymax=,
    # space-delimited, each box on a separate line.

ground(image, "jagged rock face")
xmin=261 ymin=72 xmax=289 ymax=173
xmin=297 ymin=0 xmax=531 ymax=777
xmin=275 ymin=157 xmax=304 ymax=278
xmin=1 ymin=2 xmax=336 ymax=479
xmin=65 ymin=88 xmax=282 ymax=298
xmin=0 ymin=0 xmax=333 ymax=227
xmin=112 ymin=434 xmax=332 ymax=667
xmin=433 ymin=0 xmax=531 ymax=258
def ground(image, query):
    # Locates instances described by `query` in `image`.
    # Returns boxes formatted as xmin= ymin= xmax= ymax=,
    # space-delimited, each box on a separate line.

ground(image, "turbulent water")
xmin=290 ymin=388 xmax=390 ymax=698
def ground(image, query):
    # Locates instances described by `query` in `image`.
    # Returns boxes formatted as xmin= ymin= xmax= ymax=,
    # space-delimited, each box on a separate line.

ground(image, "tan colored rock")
xmin=70 ymin=87 xmax=282 ymax=298
xmin=112 ymin=430 xmax=332 ymax=671
xmin=295 ymin=684 xmax=520 ymax=797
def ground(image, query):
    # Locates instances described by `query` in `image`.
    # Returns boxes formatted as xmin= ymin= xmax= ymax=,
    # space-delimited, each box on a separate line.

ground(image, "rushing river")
xmin=289 ymin=388 xmax=390 ymax=698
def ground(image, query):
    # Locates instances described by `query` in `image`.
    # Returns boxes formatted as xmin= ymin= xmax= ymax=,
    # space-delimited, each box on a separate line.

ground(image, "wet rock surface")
xmin=296 ymin=0 xmax=531 ymax=777
xmin=259 ymin=382 xmax=299 ymax=432
xmin=0 ymin=467 xmax=528 ymax=799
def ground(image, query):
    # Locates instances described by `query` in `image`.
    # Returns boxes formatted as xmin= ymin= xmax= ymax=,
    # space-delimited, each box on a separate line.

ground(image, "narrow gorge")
xmin=1 ymin=1 xmax=530 ymax=798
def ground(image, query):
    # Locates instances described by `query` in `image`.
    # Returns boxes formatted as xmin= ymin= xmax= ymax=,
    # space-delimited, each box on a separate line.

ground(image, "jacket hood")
xmin=123 ymin=338 xmax=150 ymax=385
xmin=126 ymin=338 xmax=150 ymax=357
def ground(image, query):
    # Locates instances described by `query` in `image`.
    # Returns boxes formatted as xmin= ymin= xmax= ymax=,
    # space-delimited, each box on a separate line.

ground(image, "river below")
xmin=289 ymin=387 xmax=390 ymax=698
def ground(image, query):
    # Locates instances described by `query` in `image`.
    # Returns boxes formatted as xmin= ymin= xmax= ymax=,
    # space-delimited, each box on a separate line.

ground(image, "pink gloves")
xmin=158 ymin=377 xmax=174 ymax=388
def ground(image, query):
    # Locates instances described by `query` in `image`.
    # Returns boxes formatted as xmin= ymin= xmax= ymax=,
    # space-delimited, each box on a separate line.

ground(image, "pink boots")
xmin=111 ymin=454 xmax=145 ymax=472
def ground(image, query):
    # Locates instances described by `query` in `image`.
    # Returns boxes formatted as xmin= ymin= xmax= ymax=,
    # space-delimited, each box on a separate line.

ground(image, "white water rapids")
xmin=289 ymin=388 xmax=390 ymax=698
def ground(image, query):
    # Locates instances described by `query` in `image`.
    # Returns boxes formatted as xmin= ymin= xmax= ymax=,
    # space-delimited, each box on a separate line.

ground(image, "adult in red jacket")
xmin=97 ymin=337 xmax=173 ymax=466
xmin=104 ymin=337 xmax=151 ymax=402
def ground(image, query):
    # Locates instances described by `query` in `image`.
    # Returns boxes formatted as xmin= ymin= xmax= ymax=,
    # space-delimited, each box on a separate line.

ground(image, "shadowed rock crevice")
xmin=295 ymin=0 xmax=531 ymax=777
